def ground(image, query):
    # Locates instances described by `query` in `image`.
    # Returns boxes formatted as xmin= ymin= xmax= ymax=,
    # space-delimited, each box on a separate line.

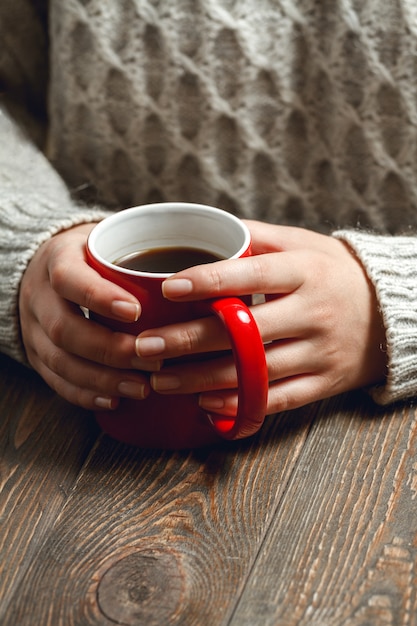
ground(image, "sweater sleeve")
xmin=0 ymin=106 xmax=110 ymax=363
xmin=333 ymin=229 xmax=417 ymax=405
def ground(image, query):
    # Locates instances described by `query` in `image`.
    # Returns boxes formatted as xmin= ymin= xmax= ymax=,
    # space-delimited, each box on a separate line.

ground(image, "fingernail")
xmin=135 ymin=336 xmax=166 ymax=357
xmin=94 ymin=396 xmax=116 ymax=410
xmin=199 ymin=395 xmax=225 ymax=411
xmin=162 ymin=278 xmax=193 ymax=298
xmin=111 ymin=300 xmax=141 ymax=322
xmin=151 ymin=373 xmax=181 ymax=391
xmin=118 ymin=381 xmax=147 ymax=399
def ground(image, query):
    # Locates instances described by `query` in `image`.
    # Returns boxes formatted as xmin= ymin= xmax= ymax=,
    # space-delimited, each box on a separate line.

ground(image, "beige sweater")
xmin=1 ymin=0 xmax=416 ymax=405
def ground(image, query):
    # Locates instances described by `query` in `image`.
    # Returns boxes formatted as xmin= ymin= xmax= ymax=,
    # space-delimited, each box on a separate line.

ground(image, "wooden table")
xmin=1 ymin=351 xmax=416 ymax=625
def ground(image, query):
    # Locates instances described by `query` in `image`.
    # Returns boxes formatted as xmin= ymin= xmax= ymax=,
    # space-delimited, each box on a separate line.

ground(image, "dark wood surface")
xmin=1 ymin=351 xmax=416 ymax=625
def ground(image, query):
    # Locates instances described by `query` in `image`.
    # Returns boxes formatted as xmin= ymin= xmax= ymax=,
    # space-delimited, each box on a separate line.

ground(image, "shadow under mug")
xmin=86 ymin=202 xmax=268 ymax=449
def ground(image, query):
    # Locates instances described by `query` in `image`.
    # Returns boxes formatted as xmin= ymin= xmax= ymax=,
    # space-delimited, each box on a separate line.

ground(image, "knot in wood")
xmin=97 ymin=549 xmax=184 ymax=625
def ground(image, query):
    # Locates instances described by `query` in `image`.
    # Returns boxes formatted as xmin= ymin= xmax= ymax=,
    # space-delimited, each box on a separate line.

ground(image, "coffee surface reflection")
xmin=115 ymin=246 xmax=224 ymax=273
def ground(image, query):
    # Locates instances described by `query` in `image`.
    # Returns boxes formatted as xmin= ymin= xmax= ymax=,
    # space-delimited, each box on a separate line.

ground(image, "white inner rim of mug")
xmin=88 ymin=203 xmax=250 ymax=278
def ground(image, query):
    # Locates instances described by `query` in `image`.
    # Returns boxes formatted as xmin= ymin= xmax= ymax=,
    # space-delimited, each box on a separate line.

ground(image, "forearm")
xmin=333 ymin=229 xmax=417 ymax=404
xmin=0 ymin=106 xmax=109 ymax=362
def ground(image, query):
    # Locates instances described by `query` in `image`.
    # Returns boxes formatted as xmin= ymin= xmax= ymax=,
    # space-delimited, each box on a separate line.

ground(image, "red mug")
xmin=86 ymin=203 xmax=268 ymax=449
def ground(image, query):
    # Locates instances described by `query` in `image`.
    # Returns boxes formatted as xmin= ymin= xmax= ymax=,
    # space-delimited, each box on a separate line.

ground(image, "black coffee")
xmin=115 ymin=246 xmax=225 ymax=272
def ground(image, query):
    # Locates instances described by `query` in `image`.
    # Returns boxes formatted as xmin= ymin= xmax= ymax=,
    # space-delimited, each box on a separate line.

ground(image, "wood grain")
xmin=1 ymin=404 xmax=315 ymax=625
xmin=2 ymin=350 xmax=417 ymax=625
xmin=0 ymin=354 xmax=99 ymax=621
xmin=229 ymin=392 xmax=417 ymax=626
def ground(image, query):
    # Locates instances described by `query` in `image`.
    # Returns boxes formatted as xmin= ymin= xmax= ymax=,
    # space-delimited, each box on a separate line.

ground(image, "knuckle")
xmin=45 ymin=347 xmax=67 ymax=377
xmin=96 ymin=331 xmax=132 ymax=366
xmin=198 ymin=368 xmax=218 ymax=391
xmin=81 ymin=283 xmax=98 ymax=311
xmin=94 ymin=340 xmax=115 ymax=366
xmin=176 ymin=326 xmax=201 ymax=354
xmin=55 ymin=381 xmax=95 ymax=410
xmin=49 ymin=255 xmax=69 ymax=294
xmin=268 ymin=385 xmax=290 ymax=414
xmin=206 ymin=265 xmax=224 ymax=293
xmin=274 ymin=392 xmax=290 ymax=414
xmin=251 ymin=255 xmax=269 ymax=284
xmin=48 ymin=315 xmax=67 ymax=348
xmin=303 ymin=297 xmax=334 ymax=335
xmin=201 ymin=359 xmax=236 ymax=391
xmin=315 ymin=301 xmax=334 ymax=326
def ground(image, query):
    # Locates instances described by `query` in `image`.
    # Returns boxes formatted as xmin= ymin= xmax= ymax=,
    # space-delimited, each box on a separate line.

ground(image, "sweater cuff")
xmin=333 ymin=229 xmax=417 ymax=405
xmin=0 ymin=201 xmax=111 ymax=365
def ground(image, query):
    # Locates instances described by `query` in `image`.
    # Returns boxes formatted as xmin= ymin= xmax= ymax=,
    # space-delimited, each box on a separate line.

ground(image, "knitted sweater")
xmin=1 ymin=0 xmax=416 ymax=405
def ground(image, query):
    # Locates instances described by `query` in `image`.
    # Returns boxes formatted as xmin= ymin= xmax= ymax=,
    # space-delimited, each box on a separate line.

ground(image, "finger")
xmin=42 ymin=299 xmax=161 ymax=371
xmin=27 ymin=340 xmax=151 ymax=410
xmin=36 ymin=363 xmax=121 ymax=411
xmin=162 ymin=252 xmax=304 ymax=302
xmin=135 ymin=296 xmax=308 ymax=361
xmin=51 ymin=261 xmax=141 ymax=322
xmin=199 ymin=372 xmax=333 ymax=417
xmin=149 ymin=336 xmax=322 ymax=396
xmin=136 ymin=315 xmax=229 ymax=359
xmin=47 ymin=235 xmax=141 ymax=323
xmin=244 ymin=220 xmax=330 ymax=255
xmin=24 ymin=295 xmax=152 ymax=406
xmin=265 ymin=373 xmax=333 ymax=413
xmin=150 ymin=352 xmax=238 ymax=395
xmin=243 ymin=220 xmax=296 ymax=254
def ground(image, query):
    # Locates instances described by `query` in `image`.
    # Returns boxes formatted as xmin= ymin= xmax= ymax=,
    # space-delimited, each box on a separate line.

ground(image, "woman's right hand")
xmin=19 ymin=223 xmax=159 ymax=410
xmin=136 ymin=222 xmax=387 ymax=416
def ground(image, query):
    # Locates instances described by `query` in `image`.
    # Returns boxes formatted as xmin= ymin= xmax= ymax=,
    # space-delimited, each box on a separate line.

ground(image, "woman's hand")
xmin=19 ymin=223 xmax=159 ymax=410
xmin=135 ymin=221 xmax=387 ymax=416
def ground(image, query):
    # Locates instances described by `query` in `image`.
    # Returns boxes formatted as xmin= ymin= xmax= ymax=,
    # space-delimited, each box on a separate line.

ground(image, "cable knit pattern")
xmin=1 ymin=0 xmax=417 ymax=404
xmin=48 ymin=0 xmax=417 ymax=231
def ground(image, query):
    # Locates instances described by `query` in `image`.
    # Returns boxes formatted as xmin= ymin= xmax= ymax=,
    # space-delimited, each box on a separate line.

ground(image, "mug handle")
xmin=206 ymin=297 xmax=268 ymax=440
